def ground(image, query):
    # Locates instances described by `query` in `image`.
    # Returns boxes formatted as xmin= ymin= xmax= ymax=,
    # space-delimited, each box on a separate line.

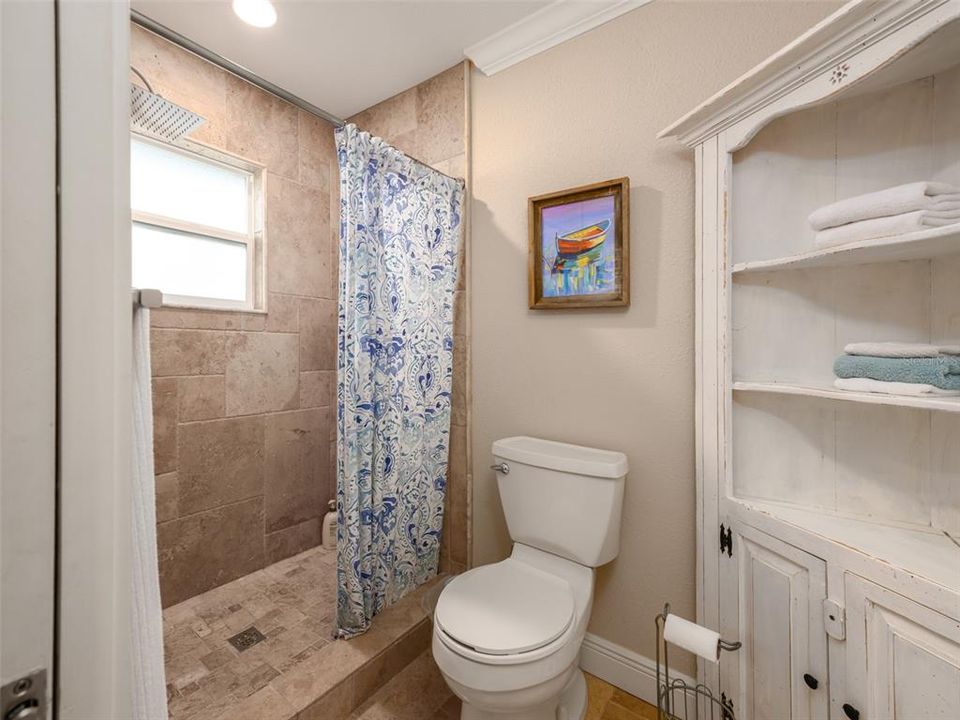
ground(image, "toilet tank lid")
xmin=493 ymin=436 xmax=628 ymax=479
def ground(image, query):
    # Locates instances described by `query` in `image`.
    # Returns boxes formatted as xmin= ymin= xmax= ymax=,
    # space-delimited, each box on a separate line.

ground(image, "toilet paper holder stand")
xmin=655 ymin=603 xmax=741 ymax=720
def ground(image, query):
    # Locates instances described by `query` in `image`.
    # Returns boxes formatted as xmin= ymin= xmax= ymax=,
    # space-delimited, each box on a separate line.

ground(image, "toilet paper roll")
xmin=663 ymin=613 xmax=721 ymax=663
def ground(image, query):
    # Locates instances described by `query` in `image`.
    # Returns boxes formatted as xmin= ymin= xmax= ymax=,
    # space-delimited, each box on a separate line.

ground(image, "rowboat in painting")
xmin=555 ymin=219 xmax=610 ymax=256
xmin=550 ymin=243 xmax=603 ymax=274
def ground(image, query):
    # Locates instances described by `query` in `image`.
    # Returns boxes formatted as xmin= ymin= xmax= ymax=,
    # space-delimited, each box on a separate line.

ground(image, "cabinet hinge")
xmin=719 ymin=523 xmax=733 ymax=557
xmin=823 ymin=598 xmax=846 ymax=641
xmin=720 ymin=692 xmax=735 ymax=720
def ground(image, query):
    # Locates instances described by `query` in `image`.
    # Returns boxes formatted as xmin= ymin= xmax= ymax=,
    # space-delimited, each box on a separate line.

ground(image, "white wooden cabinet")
xmin=719 ymin=523 xmax=829 ymax=720
xmin=662 ymin=1 xmax=960 ymax=717
xmin=844 ymin=575 xmax=960 ymax=719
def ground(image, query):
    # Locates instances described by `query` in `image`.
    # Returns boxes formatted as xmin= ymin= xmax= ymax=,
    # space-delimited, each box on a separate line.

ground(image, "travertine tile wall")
xmin=348 ymin=63 xmax=470 ymax=574
xmin=132 ymin=25 xmax=340 ymax=606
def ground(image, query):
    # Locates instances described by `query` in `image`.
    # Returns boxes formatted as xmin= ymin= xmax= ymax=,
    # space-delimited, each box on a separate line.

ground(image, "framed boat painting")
xmin=528 ymin=177 xmax=629 ymax=309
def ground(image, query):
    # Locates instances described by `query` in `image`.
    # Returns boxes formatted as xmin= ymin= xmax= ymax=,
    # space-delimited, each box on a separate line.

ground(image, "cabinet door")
xmin=843 ymin=574 xmax=960 ymax=719
xmin=719 ymin=522 xmax=829 ymax=720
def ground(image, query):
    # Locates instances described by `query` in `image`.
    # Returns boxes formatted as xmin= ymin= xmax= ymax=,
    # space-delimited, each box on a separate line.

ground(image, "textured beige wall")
xmin=470 ymin=1 xmax=839 ymax=662
xmin=349 ymin=63 xmax=470 ymax=574
xmin=132 ymin=24 xmax=340 ymax=606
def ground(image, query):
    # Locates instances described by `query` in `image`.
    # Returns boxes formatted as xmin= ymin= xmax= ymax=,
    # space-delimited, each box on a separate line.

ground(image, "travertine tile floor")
xmin=347 ymin=649 xmax=452 ymax=719
xmin=349 ymin=652 xmax=659 ymax=720
xmin=163 ymin=544 xmax=339 ymax=720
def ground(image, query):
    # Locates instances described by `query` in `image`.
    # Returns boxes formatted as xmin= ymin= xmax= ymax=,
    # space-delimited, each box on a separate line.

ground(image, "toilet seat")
xmin=435 ymin=558 xmax=575 ymax=656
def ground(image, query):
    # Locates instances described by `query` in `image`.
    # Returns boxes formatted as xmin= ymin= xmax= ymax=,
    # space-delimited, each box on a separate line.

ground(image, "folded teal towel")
xmin=834 ymin=354 xmax=960 ymax=390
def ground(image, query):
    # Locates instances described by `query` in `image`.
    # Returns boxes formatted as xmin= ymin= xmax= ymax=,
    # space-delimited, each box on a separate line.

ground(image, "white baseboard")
xmin=579 ymin=633 xmax=695 ymax=707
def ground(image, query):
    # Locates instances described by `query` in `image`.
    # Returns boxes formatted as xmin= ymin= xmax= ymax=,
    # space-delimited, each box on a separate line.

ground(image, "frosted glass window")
xmin=132 ymin=223 xmax=247 ymax=302
xmin=131 ymin=138 xmax=251 ymax=234
xmin=130 ymin=134 xmax=261 ymax=309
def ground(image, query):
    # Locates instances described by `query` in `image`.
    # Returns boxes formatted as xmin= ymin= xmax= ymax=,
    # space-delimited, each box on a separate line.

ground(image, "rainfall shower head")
xmin=130 ymin=66 xmax=205 ymax=143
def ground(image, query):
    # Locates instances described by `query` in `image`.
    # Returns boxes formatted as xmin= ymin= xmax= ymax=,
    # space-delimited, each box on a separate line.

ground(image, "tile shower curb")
xmin=269 ymin=580 xmax=441 ymax=720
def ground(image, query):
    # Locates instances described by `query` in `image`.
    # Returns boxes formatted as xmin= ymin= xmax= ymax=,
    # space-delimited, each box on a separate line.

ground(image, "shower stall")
xmin=128 ymin=14 xmax=470 ymax=720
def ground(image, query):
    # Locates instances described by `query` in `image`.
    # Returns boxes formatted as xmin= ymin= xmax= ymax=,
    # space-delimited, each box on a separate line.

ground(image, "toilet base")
xmin=459 ymin=669 xmax=587 ymax=720
xmin=557 ymin=668 xmax=587 ymax=720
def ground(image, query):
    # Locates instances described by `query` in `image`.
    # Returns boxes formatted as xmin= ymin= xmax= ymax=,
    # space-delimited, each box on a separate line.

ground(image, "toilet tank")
xmin=492 ymin=436 xmax=627 ymax=567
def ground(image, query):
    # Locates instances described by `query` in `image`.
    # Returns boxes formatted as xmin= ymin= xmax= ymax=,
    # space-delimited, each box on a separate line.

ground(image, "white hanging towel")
xmin=844 ymin=341 xmax=960 ymax=358
xmin=834 ymin=377 xmax=960 ymax=397
xmin=813 ymin=209 xmax=960 ymax=248
xmin=809 ymin=181 xmax=960 ymax=230
xmin=131 ymin=306 xmax=169 ymax=720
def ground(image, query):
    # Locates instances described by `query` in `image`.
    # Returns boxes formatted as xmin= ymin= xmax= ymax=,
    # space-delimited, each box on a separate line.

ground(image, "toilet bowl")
xmin=432 ymin=436 xmax=627 ymax=720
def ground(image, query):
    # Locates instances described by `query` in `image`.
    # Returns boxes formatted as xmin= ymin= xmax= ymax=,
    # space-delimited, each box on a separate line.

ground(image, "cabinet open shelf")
xmin=732 ymin=380 xmax=960 ymax=412
xmin=731 ymin=224 xmax=960 ymax=274
xmin=737 ymin=499 xmax=960 ymax=595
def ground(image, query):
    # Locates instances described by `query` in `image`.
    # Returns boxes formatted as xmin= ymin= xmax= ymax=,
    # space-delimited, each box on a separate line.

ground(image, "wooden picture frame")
xmin=528 ymin=177 xmax=630 ymax=309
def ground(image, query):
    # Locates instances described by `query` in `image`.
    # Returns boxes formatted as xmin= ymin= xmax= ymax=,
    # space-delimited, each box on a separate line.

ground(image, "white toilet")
xmin=432 ymin=436 xmax=627 ymax=720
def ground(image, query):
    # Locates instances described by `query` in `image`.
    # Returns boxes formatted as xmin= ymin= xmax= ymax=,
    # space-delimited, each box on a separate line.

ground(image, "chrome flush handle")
xmin=490 ymin=462 xmax=510 ymax=475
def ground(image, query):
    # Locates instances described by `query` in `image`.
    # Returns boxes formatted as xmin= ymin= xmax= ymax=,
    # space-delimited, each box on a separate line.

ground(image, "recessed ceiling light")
xmin=232 ymin=0 xmax=277 ymax=28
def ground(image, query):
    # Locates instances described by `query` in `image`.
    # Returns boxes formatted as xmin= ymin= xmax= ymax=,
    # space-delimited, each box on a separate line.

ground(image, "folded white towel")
xmin=809 ymin=181 xmax=960 ymax=230
xmin=844 ymin=341 xmax=960 ymax=358
xmin=813 ymin=209 xmax=960 ymax=248
xmin=834 ymin=377 xmax=960 ymax=397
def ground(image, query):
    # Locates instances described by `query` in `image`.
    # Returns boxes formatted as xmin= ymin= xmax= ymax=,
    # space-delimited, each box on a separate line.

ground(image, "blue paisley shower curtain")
xmin=335 ymin=124 xmax=463 ymax=637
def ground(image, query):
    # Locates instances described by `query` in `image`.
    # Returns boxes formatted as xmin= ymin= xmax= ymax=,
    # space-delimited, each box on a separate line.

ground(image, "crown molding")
xmin=465 ymin=0 xmax=651 ymax=76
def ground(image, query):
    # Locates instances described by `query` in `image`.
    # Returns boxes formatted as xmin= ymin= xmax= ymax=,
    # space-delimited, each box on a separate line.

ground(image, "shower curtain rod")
xmin=130 ymin=10 xmax=347 ymax=128
xmin=130 ymin=11 xmax=462 ymax=183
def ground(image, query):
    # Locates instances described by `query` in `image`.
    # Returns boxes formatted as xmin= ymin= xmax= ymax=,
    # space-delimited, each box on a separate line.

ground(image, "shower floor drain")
xmin=227 ymin=626 xmax=266 ymax=653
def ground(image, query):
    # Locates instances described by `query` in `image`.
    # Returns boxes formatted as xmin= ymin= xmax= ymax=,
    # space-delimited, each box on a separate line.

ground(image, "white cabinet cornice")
xmin=660 ymin=0 xmax=960 ymax=149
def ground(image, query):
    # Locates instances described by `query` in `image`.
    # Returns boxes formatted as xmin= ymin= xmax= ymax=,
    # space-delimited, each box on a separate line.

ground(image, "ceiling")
xmin=131 ymin=0 xmax=551 ymax=118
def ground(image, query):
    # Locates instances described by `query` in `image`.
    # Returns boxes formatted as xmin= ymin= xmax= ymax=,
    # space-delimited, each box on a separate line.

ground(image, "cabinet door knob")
xmin=842 ymin=703 xmax=860 ymax=720
xmin=5 ymin=701 xmax=41 ymax=720
xmin=802 ymin=673 xmax=819 ymax=690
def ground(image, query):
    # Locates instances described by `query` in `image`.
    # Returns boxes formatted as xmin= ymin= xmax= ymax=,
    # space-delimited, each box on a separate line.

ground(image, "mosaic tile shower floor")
xmin=163 ymin=545 xmax=339 ymax=720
